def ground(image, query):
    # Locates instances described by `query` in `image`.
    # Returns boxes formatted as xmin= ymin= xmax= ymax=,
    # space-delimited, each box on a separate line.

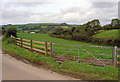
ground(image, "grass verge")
xmin=60 ymin=61 xmax=118 ymax=80
xmin=2 ymin=40 xmax=60 ymax=71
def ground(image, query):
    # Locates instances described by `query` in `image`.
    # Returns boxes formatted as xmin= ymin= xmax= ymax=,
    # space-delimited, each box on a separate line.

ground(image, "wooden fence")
xmin=12 ymin=36 xmax=53 ymax=57
xmin=11 ymin=36 xmax=120 ymax=67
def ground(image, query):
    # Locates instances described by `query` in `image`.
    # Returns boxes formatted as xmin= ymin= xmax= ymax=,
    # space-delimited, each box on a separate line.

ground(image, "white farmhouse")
xmin=30 ymin=32 xmax=35 ymax=33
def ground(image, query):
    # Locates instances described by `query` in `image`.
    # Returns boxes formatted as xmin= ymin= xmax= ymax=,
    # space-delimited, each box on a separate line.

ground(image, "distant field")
xmin=7 ymin=23 xmax=76 ymax=33
xmin=92 ymin=29 xmax=119 ymax=40
xmin=17 ymin=33 xmax=119 ymax=60
xmin=29 ymin=23 xmax=61 ymax=26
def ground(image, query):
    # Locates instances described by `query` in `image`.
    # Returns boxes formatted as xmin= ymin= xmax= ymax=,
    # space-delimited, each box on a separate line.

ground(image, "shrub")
xmin=2 ymin=26 xmax=17 ymax=41
xmin=4 ymin=37 xmax=15 ymax=44
xmin=6 ymin=26 xmax=17 ymax=37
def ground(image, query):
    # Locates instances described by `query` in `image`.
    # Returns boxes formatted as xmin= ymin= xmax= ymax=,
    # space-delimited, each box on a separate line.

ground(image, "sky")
xmin=0 ymin=0 xmax=119 ymax=25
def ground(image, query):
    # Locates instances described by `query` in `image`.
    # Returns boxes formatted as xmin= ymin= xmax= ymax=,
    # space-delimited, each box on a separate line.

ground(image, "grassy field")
xmin=2 ymin=39 xmax=119 ymax=80
xmin=17 ymin=33 xmax=120 ymax=60
xmin=92 ymin=29 xmax=119 ymax=40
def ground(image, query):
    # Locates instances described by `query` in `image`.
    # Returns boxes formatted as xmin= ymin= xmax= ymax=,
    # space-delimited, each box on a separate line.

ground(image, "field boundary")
xmin=53 ymin=43 xmax=120 ymax=67
xmin=11 ymin=36 xmax=120 ymax=67
xmin=12 ymin=36 xmax=53 ymax=57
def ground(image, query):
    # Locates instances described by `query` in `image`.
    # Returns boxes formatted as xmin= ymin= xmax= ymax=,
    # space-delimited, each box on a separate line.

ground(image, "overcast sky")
xmin=0 ymin=0 xmax=119 ymax=25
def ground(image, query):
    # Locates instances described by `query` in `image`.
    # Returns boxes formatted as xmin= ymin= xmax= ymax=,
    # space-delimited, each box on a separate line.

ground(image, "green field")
xmin=17 ymin=33 xmax=120 ymax=60
xmin=92 ymin=29 xmax=119 ymax=40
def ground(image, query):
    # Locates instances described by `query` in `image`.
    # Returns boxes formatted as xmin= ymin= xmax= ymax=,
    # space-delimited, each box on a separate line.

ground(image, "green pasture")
xmin=92 ymin=29 xmax=119 ymax=40
xmin=17 ymin=33 xmax=120 ymax=60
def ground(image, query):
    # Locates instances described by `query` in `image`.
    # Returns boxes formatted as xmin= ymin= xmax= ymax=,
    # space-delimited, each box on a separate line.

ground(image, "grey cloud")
xmin=1 ymin=9 xmax=33 ymax=24
xmin=2 ymin=9 xmax=32 ymax=19
xmin=1 ymin=2 xmax=118 ymax=25
xmin=88 ymin=2 xmax=118 ymax=25
xmin=4 ymin=1 xmax=51 ymax=8
xmin=60 ymin=6 xmax=90 ymax=15
xmin=61 ymin=7 xmax=80 ymax=14
xmin=91 ymin=2 xmax=117 ymax=8
xmin=118 ymin=1 xmax=120 ymax=20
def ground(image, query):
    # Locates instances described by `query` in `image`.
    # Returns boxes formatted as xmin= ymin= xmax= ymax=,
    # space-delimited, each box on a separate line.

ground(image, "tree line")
xmin=50 ymin=18 xmax=120 ymax=46
xmin=2 ymin=23 xmax=75 ymax=33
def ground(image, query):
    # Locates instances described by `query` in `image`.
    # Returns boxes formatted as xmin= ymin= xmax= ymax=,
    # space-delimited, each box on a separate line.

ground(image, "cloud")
xmin=1 ymin=8 xmax=33 ymax=24
xmin=60 ymin=6 xmax=90 ymax=14
xmin=1 ymin=1 xmax=118 ymax=25
xmin=88 ymin=2 xmax=118 ymax=25
xmin=4 ymin=1 xmax=52 ymax=8
xmin=91 ymin=2 xmax=117 ymax=8
xmin=118 ymin=1 xmax=120 ymax=20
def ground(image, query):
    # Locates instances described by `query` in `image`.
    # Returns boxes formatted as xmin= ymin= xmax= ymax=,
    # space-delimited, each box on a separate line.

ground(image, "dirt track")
xmin=2 ymin=52 xmax=78 ymax=80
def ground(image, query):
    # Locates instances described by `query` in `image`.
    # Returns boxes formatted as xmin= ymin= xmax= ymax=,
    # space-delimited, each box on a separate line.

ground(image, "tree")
xmin=111 ymin=18 xmax=120 ymax=29
xmin=2 ymin=26 xmax=6 ymax=35
xmin=83 ymin=19 xmax=101 ymax=36
xmin=2 ymin=26 xmax=17 ymax=41
xmin=52 ymin=28 xmax=64 ymax=35
xmin=5 ymin=26 xmax=17 ymax=37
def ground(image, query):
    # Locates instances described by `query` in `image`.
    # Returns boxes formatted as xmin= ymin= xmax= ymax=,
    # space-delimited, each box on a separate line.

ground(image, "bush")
xmin=64 ymin=35 xmax=72 ymax=40
xmin=4 ymin=37 xmax=15 ymax=44
xmin=2 ymin=26 xmax=17 ymax=41
xmin=6 ymin=26 xmax=17 ymax=37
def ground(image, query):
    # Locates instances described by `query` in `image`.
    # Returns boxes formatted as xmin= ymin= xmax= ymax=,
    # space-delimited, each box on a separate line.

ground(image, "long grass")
xmin=60 ymin=61 xmax=118 ymax=80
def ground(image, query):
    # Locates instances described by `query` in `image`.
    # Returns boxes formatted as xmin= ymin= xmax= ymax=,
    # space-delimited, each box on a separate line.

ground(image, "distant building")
xmin=30 ymin=32 xmax=35 ymax=33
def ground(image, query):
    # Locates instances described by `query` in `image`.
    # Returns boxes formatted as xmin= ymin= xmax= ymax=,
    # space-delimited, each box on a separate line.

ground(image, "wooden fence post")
xmin=15 ymin=37 xmax=17 ymax=45
xmin=30 ymin=40 xmax=33 ymax=52
xmin=74 ymin=56 xmax=76 ymax=61
xmin=114 ymin=46 xmax=117 ymax=67
xmin=78 ymin=49 xmax=79 ymax=62
xmin=112 ymin=46 xmax=114 ymax=65
xmin=21 ymin=38 xmax=23 ymax=48
xmin=45 ymin=42 xmax=47 ymax=56
xmin=50 ymin=42 xmax=53 ymax=57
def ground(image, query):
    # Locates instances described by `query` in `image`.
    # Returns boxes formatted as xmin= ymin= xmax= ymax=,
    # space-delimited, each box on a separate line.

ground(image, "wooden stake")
xmin=50 ymin=42 xmax=53 ymax=57
xmin=21 ymin=38 xmax=23 ymax=48
xmin=15 ymin=37 xmax=17 ymax=45
xmin=112 ymin=46 xmax=114 ymax=65
xmin=45 ymin=42 xmax=47 ymax=56
xmin=30 ymin=40 xmax=33 ymax=52
xmin=78 ymin=49 xmax=79 ymax=62
xmin=74 ymin=56 xmax=76 ymax=61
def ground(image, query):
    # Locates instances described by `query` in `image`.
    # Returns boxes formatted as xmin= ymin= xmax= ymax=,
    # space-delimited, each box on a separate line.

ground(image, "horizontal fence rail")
xmin=12 ymin=36 xmax=53 ymax=57
xmin=54 ymin=43 xmax=113 ymax=48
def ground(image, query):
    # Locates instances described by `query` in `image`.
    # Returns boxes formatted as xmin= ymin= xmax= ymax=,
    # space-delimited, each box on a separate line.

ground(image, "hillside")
xmin=2 ymin=23 xmax=79 ymax=33
xmin=92 ymin=29 xmax=119 ymax=40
